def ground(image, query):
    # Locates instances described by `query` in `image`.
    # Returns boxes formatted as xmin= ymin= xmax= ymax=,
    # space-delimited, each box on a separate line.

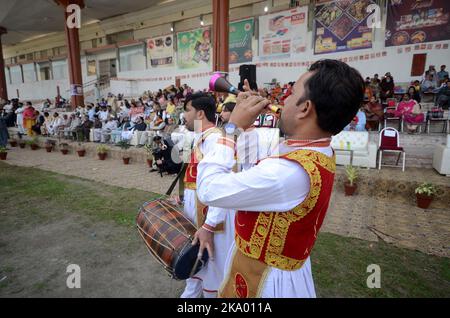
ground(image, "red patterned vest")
xmin=235 ymin=149 xmax=336 ymax=271
xmin=183 ymin=127 xmax=223 ymax=190
xmin=183 ymin=127 xmax=224 ymax=229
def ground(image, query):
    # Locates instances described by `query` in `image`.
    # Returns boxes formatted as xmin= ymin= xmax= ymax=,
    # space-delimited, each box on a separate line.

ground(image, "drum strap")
xmin=195 ymin=195 xmax=224 ymax=232
xmin=165 ymin=163 xmax=187 ymax=197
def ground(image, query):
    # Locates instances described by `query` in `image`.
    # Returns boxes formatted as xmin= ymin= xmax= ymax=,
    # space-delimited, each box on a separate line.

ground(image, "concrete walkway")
xmin=3 ymin=145 xmax=178 ymax=195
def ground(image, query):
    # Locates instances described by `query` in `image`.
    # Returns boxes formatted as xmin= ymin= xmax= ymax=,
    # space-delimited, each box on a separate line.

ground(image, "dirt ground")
xmin=0 ymin=163 xmax=184 ymax=298
xmin=0 ymin=212 xmax=185 ymax=298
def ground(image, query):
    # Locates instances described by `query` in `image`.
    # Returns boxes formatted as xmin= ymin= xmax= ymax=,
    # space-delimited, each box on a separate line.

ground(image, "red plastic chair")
xmin=384 ymin=99 xmax=403 ymax=131
xmin=378 ymin=128 xmax=405 ymax=172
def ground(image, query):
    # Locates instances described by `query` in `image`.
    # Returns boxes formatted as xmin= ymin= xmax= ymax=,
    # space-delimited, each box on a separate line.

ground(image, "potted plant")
xmin=117 ymin=140 xmax=131 ymax=165
xmin=97 ymin=145 xmax=109 ymax=160
xmin=344 ymin=165 xmax=358 ymax=196
xmin=60 ymin=142 xmax=69 ymax=155
xmin=0 ymin=146 xmax=7 ymax=160
xmin=76 ymin=143 xmax=86 ymax=157
xmin=144 ymin=143 xmax=153 ymax=168
xmin=415 ymin=183 xmax=437 ymax=209
xmin=18 ymin=136 xmax=26 ymax=148
xmin=44 ymin=139 xmax=55 ymax=153
xmin=9 ymin=139 xmax=18 ymax=147
xmin=27 ymin=136 xmax=39 ymax=150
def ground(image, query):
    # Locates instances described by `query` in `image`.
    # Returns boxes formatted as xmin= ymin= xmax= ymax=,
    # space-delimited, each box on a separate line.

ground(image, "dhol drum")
xmin=136 ymin=198 xmax=209 ymax=280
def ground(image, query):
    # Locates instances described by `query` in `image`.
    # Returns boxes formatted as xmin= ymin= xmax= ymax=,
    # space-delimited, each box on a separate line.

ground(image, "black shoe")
xmin=149 ymin=168 xmax=158 ymax=172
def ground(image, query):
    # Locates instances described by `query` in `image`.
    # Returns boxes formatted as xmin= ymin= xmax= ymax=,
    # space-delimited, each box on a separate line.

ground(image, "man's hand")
xmin=191 ymin=227 xmax=214 ymax=261
xmin=230 ymin=94 xmax=270 ymax=130
xmin=168 ymin=195 xmax=182 ymax=206
xmin=242 ymin=79 xmax=268 ymax=98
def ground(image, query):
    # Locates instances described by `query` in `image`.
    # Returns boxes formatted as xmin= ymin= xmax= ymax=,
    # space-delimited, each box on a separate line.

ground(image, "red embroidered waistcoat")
xmin=183 ymin=128 xmax=223 ymax=190
xmin=235 ymin=149 xmax=336 ymax=271
xmin=183 ymin=128 xmax=224 ymax=228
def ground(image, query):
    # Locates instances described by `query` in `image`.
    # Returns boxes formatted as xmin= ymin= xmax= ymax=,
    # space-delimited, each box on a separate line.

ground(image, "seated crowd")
xmin=345 ymin=64 xmax=449 ymax=133
xmin=1 ymin=64 xmax=448 ymax=150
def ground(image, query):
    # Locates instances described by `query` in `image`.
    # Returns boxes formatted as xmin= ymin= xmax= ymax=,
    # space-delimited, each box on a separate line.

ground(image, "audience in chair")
xmin=344 ymin=107 xmax=366 ymax=132
xmin=394 ymin=93 xmax=424 ymax=134
xmin=363 ymin=96 xmax=383 ymax=131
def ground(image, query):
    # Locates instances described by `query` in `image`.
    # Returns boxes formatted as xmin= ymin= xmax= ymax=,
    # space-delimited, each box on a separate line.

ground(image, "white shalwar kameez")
xmin=197 ymin=139 xmax=334 ymax=298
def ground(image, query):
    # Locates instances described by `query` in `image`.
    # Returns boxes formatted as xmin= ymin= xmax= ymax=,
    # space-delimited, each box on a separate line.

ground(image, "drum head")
xmin=173 ymin=243 xmax=209 ymax=280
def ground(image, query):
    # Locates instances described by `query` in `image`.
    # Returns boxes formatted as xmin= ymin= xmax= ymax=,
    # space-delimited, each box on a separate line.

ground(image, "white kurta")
xmin=15 ymin=107 xmax=25 ymax=134
xmin=236 ymin=128 xmax=279 ymax=171
xmin=197 ymin=141 xmax=333 ymax=298
xmin=181 ymin=127 xmax=234 ymax=298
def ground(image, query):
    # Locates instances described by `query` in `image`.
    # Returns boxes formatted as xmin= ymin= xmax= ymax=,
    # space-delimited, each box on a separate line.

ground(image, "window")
xmin=87 ymin=59 xmax=97 ymax=76
xmin=37 ymin=62 xmax=52 ymax=81
xmin=22 ymin=63 xmax=36 ymax=83
xmin=59 ymin=46 xmax=67 ymax=55
xmin=4 ymin=67 xmax=10 ymax=84
xmin=119 ymin=44 xmax=145 ymax=72
xmin=40 ymin=49 xmax=48 ymax=58
xmin=107 ymin=30 xmax=133 ymax=45
xmin=10 ymin=65 xmax=23 ymax=84
xmin=26 ymin=53 xmax=34 ymax=61
xmin=53 ymin=46 xmax=68 ymax=56
xmin=52 ymin=59 xmax=68 ymax=80
xmin=411 ymin=53 xmax=427 ymax=77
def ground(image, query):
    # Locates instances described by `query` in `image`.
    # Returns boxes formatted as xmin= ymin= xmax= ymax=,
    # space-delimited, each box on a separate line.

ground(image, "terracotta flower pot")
xmin=77 ymin=150 xmax=86 ymax=157
xmin=19 ymin=143 xmax=26 ymax=149
xmin=30 ymin=144 xmax=39 ymax=150
xmin=61 ymin=149 xmax=69 ymax=155
xmin=147 ymin=159 xmax=153 ymax=167
xmin=123 ymin=157 xmax=130 ymax=165
xmin=344 ymin=182 xmax=357 ymax=196
xmin=45 ymin=146 xmax=52 ymax=153
xmin=0 ymin=152 xmax=7 ymax=160
xmin=416 ymin=193 xmax=433 ymax=209
xmin=10 ymin=141 xmax=17 ymax=147
xmin=98 ymin=153 xmax=107 ymax=160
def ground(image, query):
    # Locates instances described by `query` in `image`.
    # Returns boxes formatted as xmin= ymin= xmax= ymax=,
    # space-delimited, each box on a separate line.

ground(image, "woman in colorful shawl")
xmin=22 ymin=102 xmax=36 ymax=136
xmin=394 ymin=93 xmax=424 ymax=133
xmin=363 ymin=96 xmax=384 ymax=130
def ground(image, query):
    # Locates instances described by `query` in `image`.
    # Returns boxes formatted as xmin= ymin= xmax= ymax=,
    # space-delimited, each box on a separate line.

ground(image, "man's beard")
xmin=186 ymin=122 xmax=194 ymax=132
xmin=217 ymin=116 xmax=226 ymax=127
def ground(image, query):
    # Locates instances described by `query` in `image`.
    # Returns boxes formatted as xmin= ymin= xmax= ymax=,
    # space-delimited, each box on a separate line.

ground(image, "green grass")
xmin=1 ymin=162 xmax=449 ymax=298
xmin=312 ymin=233 xmax=450 ymax=297
xmin=0 ymin=162 xmax=161 ymax=228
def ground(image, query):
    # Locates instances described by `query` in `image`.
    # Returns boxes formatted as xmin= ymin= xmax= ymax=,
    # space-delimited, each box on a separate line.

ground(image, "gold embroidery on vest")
xmin=265 ymin=151 xmax=322 ymax=270
xmin=235 ymin=149 xmax=334 ymax=271
xmin=236 ymin=212 xmax=273 ymax=259
xmin=298 ymin=149 xmax=336 ymax=173
xmin=184 ymin=128 xmax=224 ymax=190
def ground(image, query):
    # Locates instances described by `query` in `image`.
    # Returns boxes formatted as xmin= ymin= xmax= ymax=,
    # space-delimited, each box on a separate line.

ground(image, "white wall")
xmin=6 ymin=56 xmax=98 ymax=101
xmin=6 ymin=3 xmax=450 ymax=100
xmin=109 ymin=20 xmax=450 ymax=97
xmin=8 ymin=79 xmax=70 ymax=101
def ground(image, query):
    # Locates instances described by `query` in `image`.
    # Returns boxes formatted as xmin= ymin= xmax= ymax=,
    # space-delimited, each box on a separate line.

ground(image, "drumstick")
xmin=189 ymin=251 xmax=203 ymax=278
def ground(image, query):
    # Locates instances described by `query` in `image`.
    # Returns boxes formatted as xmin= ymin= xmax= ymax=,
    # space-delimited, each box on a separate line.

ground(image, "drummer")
xmin=196 ymin=59 xmax=365 ymax=298
xmin=180 ymin=92 xmax=234 ymax=298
